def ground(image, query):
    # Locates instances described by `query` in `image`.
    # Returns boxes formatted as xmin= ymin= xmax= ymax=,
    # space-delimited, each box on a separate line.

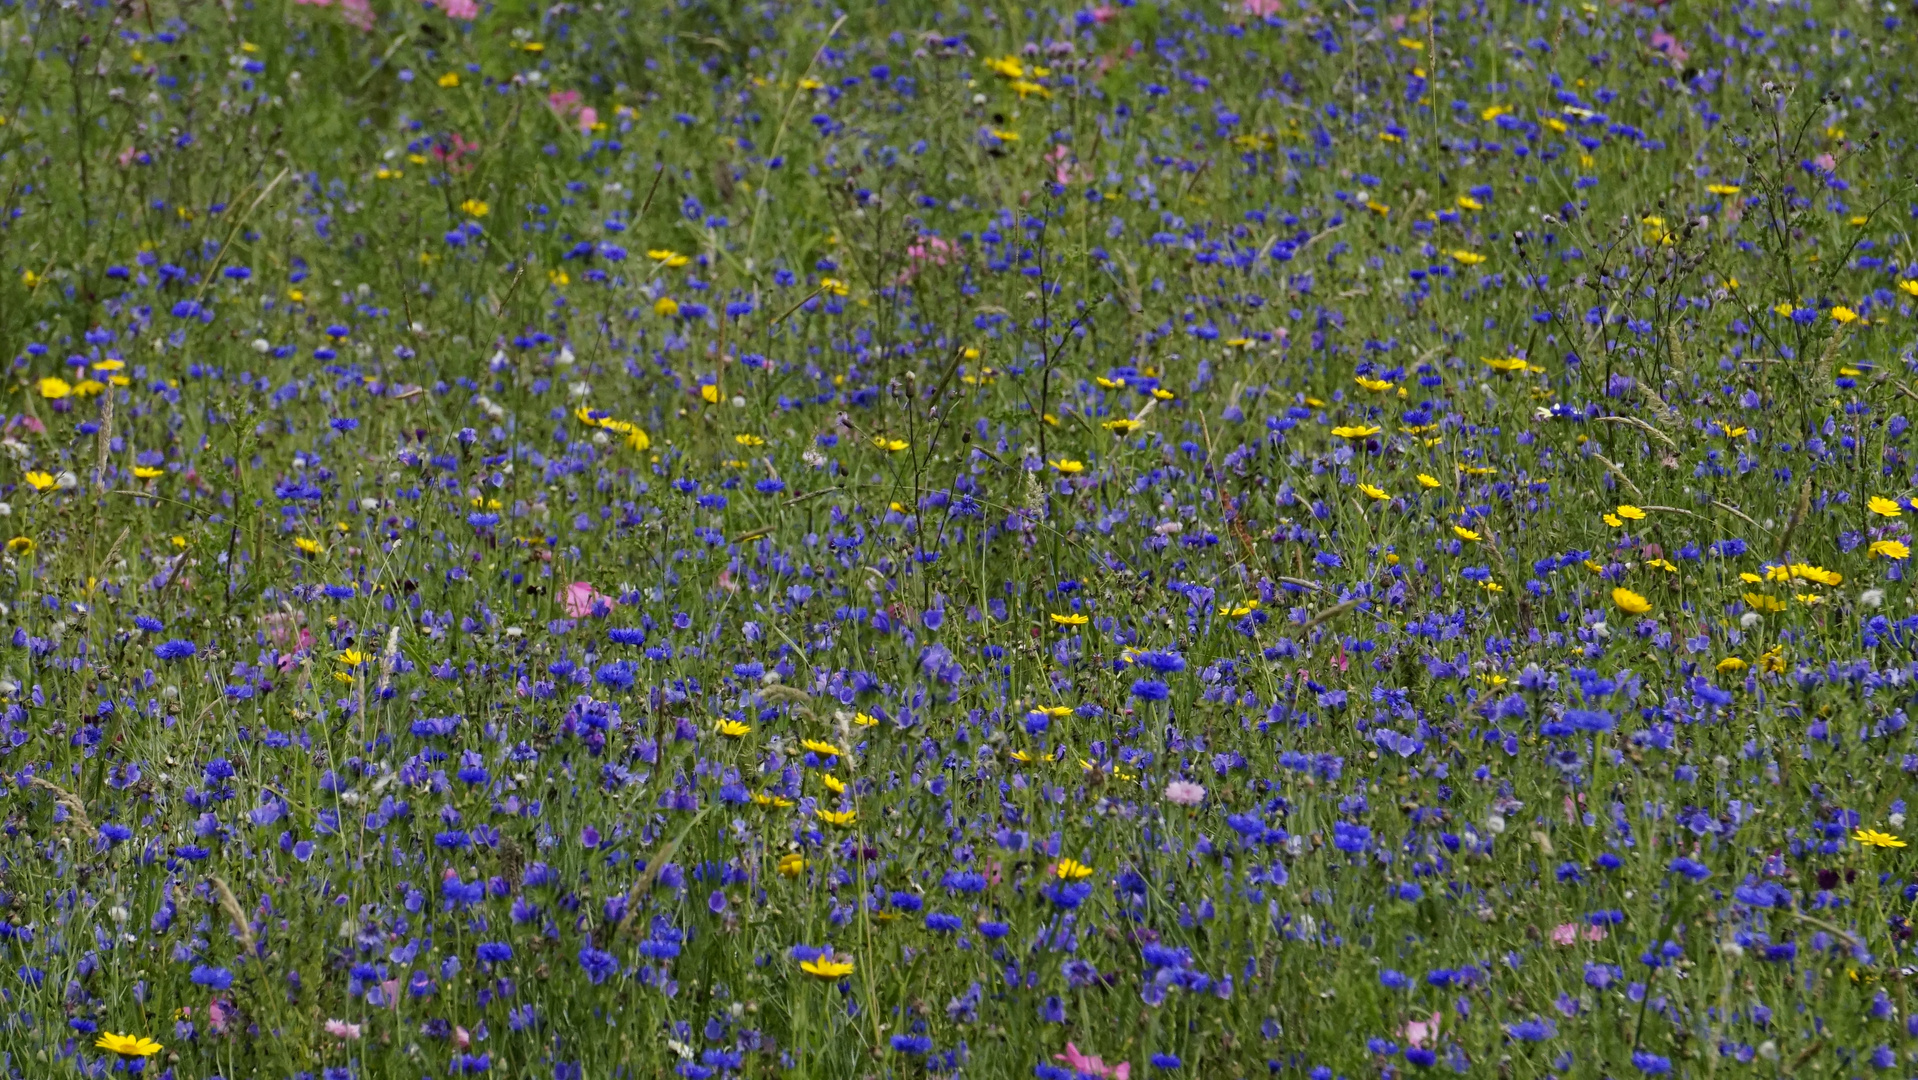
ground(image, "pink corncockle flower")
xmin=380 ymin=979 xmax=402 ymax=1009
xmin=440 ymin=0 xmax=478 ymax=18
xmin=1088 ymin=5 xmax=1116 ymax=22
xmin=1047 ymin=144 xmax=1082 ymax=186
xmin=324 ymin=1019 xmax=363 ymax=1040
xmin=1243 ymin=0 xmax=1283 ymax=15
xmin=1056 ymin=1042 xmax=1130 ymax=1080
xmin=1550 ymin=923 xmax=1581 ymax=946
xmin=431 ymin=133 xmax=482 ymax=173
xmin=1164 ymin=780 xmax=1206 ymax=806
xmin=1813 ymin=152 xmax=1837 ymax=174
xmin=562 ymin=581 xmax=612 ymax=618
xmin=1586 ymin=924 xmax=1609 ymax=943
xmin=546 ymin=90 xmax=600 ymax=134
xmin=261 ymin=610 xmax=307 ymax=648
xmin=338 ymin=0 xmax=374 ymax=31
xmin=906 ymin=234 xmax=956 ymax=267
xmin=1649 ymin=28 xmax=1688 ymax=65
xmin=898 ymin=233 xmax=957 ymax=284
xmin=453 ymin=1026 xmax=472 ymax=1050
xmin=1402 ymin=1012 xmax=1441 ymax=1048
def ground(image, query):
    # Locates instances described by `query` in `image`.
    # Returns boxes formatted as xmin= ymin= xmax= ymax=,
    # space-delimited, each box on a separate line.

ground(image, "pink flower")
xmin=1055 ymin=1042 xmax=1131 ymax=1080
xmin=1813 ymin=152 xmax=1837 ymax=174
xmin=431 ymin=133 xmax=482 ymax=174
xmin=1047 ymin=144 xmax=1082 ymax=186
xmin=1163 ymin=780 xmax=1206 ymax=806
xmin=338 ymin=0 xmax=375 ymax=31
xmin=562 ymin=581 xmax=612 ymax=618
xmin=1586 ymin=924 xmax=1609 ymax=943
xmin=261 ymin=610 xmax=306 ymax=648
xmin=1402 ymin=1012 xmax=1441 ymax=1048
xmin=1088 ymin=5 xmax=1116 ymax=22
xmin=546 ymin=90 xmax=599 ymax=134
xmin=207 ymin=998 xmax=231 ymax=1034
xmin=453 ymin=1026 xmax=472 ymax=1050
xmin=440 ymin=0 xmax=478 ymax=18
xmin=1550 ymin=923 xmax=1580 ymax=946
xmin=1648 ymin=28 xmax=1688 ymax=65
xmin=379 ymin=979 xmax=402 ymax=1009
xmin=1243 ymin=0 xmax=1283 ymax=15
xmin=897 ymin=234 xmax=956 ymax=285
xmin=906 ymin=234 xmax=956 ymax=267
xmin=323 ymin=1019 xmax=363 ymax=1040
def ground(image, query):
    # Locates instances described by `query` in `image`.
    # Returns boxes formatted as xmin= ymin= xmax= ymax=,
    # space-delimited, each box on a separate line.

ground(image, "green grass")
xmin=3 ymin=0 xmax=1918 ymax=1076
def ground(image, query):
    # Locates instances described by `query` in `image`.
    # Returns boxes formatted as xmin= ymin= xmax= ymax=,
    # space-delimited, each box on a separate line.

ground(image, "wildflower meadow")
xmin=5 ymin=0 xmax=1918 ymax=1074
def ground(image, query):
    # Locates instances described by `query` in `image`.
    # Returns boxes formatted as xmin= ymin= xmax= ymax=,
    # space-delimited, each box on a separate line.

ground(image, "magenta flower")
xmin=562 ymin=581 xmax=612 ymax=618
xmin=1055 ymin=1042 xmax=1130 ymax=1080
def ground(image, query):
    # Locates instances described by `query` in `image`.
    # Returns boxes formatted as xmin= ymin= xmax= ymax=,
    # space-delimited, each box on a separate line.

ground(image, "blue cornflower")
xmin=190 ymin=964 xmax=233 ymax=990
xmin=1631 ymin=1051 xmax=1672 ymax=1075
xmin=1130 ymin=679 xmax=1170 ymax=701
xmin=1667 ymin=857 xmax=1712 ymax=883
xmin=1506 ymin=1019 xmax=1557 ymax=1041
xmin=595 ymin=661 xmax=636 ymax=690
xmin=154 ymin=639 xmax=197 ymax=660
xmin=1042 ymin=881 xmax=1093 ymax=910
xmin=1332 ymin=821 xmax=1372 ymax=853
xmin=1565 ymin=709 xmax=1614 ymax=733
xmin=1130 ymin=650 xmax=1186 ymax=673
xmin=578 ymin=945 xmax=618 ymax=984
xmin=890 ymin=1035 xmax=933 ymax=1055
